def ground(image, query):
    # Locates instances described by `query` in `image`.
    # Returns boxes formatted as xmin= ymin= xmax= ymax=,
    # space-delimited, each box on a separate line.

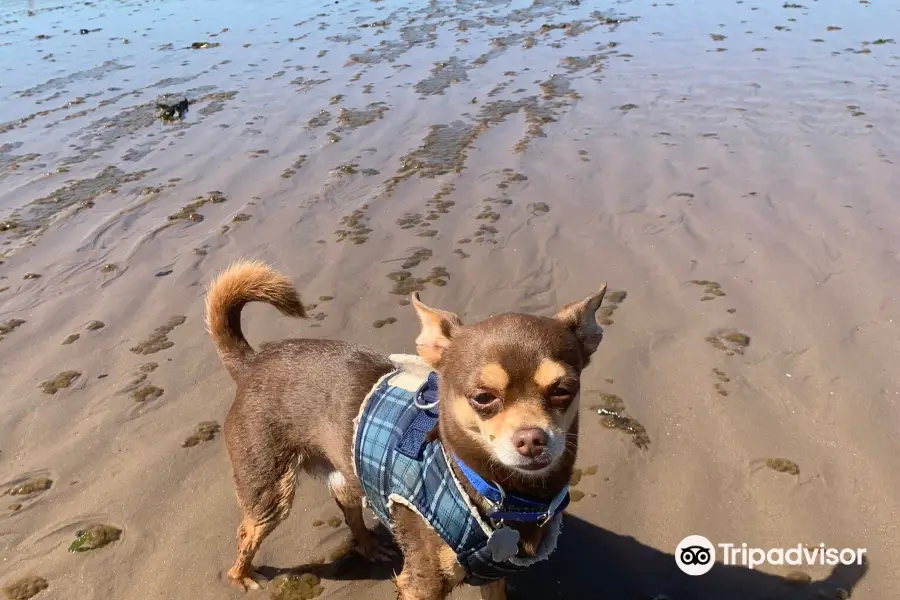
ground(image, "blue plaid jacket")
xmin=352 ymin=355 xmax=562 ymax=585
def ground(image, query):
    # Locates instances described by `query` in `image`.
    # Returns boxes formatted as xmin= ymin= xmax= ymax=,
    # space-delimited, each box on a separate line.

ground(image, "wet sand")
xmin=1 ymin=0 xmax=899 ymax=598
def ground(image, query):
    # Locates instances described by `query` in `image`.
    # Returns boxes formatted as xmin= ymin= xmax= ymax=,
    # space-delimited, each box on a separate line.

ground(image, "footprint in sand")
xmin=712 ymin=367 xmax=730 ymax=396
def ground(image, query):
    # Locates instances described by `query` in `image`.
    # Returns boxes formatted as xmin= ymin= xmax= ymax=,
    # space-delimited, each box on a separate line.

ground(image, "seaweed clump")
xmin=0 ymin=319 xmax=26 ymax=342
xmin=131 ymin=385 xmax=163 ymax=402
xmin=1 ymin=575 xmax=48 ymax=600
xmin=690 ymin=279 xmax=726 ymax=301
xmin=270 ymin=573 xmax=324 ymax=600
xmin=130 ymin=315 xmax=187 ymax=354
xmin=755 ymin=457 xmax=800 ymax=476
xmin=591 ymin=393 xmax=650 ymax=449
xmin=167 ymin=192 xmax=226 ymax=223
xmin=40 ymin=371 xmax=81 ymax=394
xmin=595 ymin=290 xmax=627 ymax=325
xmin=706 ymin=330 xmax=751 ymax=356
xmin=387 ymin=266 xmax=449 ymax=295
xmin=182 ymin=421 xmax=221 ymax=447
xmin=9 ymin=477 xmax=53 ymax=496
xmin=334 ymin=209 xmax=372 ymax=245
xmin=156 ymin=96 xmax=190 ymax=122
xmin=68 ymin=524 xmax=122 ymax=552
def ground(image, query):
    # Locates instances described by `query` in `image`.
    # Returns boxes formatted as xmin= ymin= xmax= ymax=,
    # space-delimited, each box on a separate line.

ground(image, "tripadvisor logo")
xmin=676 ymin=535 xmax=715 ymax=576
xmin=675 ymin=535 xmax=867 ymax=575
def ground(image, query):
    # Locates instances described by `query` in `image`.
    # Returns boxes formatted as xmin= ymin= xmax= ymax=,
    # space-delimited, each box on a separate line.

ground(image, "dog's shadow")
xmin=256 ymin=522 xmax=400 ymax=583
xmin=510 ymin=516 xmax=867 ymax=599
xmin=259 ymin=516 xmax=868 ymax=598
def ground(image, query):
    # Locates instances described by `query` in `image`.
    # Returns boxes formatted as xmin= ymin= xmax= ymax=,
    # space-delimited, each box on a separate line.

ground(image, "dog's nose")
xmin=512 ymin=427 xmax=548 ymax=458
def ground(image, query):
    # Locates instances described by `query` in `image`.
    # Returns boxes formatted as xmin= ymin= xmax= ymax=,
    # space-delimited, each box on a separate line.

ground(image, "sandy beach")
xmin=1 ymin=0 xmax=899 ymax=597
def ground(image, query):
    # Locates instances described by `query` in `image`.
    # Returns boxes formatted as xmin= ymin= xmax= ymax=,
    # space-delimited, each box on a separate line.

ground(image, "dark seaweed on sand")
xmin=156 ymin=97 xmax=190 ymax=122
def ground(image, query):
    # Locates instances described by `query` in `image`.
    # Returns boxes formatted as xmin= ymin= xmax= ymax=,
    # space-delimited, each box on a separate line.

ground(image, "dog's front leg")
xmin=394 ymin=567 xmax=446 ymax=600
xmin=391 ymin=505 xmax=464 ymax=600
xmin=393 ymin=541 xmax=463 ymax=600
xmin=479 ymin=579 xmax=507 ymax=600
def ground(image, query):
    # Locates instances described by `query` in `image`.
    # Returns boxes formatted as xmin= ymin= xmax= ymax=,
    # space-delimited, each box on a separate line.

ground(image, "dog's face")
xmin=412 ymin=286 xmax=607 ymax=476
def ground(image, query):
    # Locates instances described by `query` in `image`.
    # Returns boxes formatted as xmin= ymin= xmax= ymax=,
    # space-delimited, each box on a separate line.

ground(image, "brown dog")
xmin=205 ymin=260 xmax=607 ymax=599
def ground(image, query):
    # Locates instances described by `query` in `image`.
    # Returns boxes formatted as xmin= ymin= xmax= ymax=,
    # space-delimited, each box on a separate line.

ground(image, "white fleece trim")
xmin=388 ymin=353 xmax=433 ymax=382
xmin=507 ymin=512 xmax=563 ymax=566
xmin=386 ymin=493 xmax=444 ymax=537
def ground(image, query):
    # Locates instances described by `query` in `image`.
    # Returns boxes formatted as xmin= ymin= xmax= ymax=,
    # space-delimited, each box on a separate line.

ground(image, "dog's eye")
xmin=548 ymin=387 xmax=572 ymax=403
xmin=470 ymin=392 xmax=497 ymax=407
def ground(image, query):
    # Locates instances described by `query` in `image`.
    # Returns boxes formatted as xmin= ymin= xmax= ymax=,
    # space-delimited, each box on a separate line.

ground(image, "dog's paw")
xmin=228 ymin=569 xmax=267 ymax=591
xmin=354 ymin=537 xmax=399 ymax=563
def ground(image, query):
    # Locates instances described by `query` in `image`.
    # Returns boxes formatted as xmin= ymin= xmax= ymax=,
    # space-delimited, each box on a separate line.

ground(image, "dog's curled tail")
xmin=204 ymin=260 xmax=305 ymax=379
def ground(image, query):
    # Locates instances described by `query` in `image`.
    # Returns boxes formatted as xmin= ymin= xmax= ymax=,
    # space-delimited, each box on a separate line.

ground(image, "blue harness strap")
xmin=396 ymin=371 xmax=440 ymax=460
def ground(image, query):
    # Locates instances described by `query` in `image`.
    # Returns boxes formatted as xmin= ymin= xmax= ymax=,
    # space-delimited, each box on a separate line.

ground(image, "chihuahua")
xmin=205 ymin=260 xmax=607 ymax=599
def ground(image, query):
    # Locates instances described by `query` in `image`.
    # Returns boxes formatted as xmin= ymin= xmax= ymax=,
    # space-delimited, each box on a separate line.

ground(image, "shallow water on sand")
xmin=1 ymin=0 xmax=899 ymax=598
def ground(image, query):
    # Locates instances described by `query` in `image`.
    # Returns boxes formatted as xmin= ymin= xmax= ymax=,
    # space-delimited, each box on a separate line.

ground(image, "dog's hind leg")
xmin=228 ymin=516 xmax=275 ymax=591
xmin=226 ymin=443 xmax=301 ymax=591
xmin=328 ymin=470 xmax=396 ymax=562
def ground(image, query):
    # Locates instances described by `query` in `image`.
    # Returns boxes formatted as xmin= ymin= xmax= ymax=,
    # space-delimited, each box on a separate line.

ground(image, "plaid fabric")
xmin=355 ymin=370 xmax=486 ymax=551
xmin=354 ymin=368 xmax=532 ymax=583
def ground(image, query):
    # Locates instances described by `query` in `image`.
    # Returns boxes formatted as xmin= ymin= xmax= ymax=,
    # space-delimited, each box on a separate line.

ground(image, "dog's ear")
xmin=411 ymin=292 xmax=462 ymax=367
xmin=554 ymin=283 xmax=608 ymax=357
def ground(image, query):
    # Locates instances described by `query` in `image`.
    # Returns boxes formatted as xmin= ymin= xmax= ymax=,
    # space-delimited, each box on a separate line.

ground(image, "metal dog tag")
xmin=487 ymin=525 xmax=520 ymax=562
